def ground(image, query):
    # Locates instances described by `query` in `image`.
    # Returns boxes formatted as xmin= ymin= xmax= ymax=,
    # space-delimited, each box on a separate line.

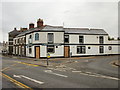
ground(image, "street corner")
xmin=110 ymin=60 xmax=120 ymax=67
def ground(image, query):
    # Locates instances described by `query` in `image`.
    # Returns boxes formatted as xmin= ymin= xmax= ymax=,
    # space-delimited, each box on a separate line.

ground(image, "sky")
xmin=0 ymin=0 xmax=119 ymax=42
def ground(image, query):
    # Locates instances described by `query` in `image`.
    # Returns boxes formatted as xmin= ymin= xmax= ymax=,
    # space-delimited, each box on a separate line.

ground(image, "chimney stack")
xmin=37 ymin=18 xmax=43 ymax=28
xmin=14 ymin=27 xmax=17 ymax=30
xmin=29 ymin=23 xmax=34 ymax=29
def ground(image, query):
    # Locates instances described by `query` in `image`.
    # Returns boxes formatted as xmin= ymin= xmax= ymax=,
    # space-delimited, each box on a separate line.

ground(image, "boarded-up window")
xmin=48 ymin=33 xmax=54 ymax=44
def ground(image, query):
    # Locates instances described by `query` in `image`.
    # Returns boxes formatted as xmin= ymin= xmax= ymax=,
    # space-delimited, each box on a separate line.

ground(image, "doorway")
xmin=64 ymin=46 xmax=70 ymax=58
xmin=35 ymin=46 xmax=40 ymax=59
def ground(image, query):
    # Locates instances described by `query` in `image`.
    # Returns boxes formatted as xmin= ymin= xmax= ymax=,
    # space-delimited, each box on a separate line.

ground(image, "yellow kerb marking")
xmin=1 ymin=72 xmax=33 ymax=90
xmin=2 ymin=64 xmax=17 ymax=71
xmin=15 ymin=61 xmax=39 ymax=67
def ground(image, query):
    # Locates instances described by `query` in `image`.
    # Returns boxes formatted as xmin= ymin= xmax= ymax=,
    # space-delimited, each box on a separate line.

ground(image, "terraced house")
xmin=12 ymin=18 xmax=119 ymax=58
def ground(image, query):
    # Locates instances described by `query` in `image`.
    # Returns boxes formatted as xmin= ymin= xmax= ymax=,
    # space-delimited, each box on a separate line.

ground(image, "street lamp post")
xmin=47 ymin=53 xmax=50 ymax=66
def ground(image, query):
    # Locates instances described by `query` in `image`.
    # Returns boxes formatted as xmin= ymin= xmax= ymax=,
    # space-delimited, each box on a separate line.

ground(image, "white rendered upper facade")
xmin=13 ymin=19 xmax=119 ymax=58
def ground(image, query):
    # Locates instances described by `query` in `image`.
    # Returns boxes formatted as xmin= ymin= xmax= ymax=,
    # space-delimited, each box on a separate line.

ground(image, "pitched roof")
xmin=15 ymin=25 xmax=108 ymax=37
xmin=16 ymin=25 xmax=64 ymax=37
xmin=9 ymin=29 xmax=21 ymax=37
xmin=64 ymin=28 xmax=108 ymax=35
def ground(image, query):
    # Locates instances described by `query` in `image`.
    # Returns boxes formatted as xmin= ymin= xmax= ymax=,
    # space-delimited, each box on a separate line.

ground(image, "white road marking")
xmin=13 ymin=75 xmax=44 ymax=84
xmin=72 ymin=71 xmax=119 ymax=81
xmin=44 ymin=70 xmax=68 ymax=78
xmin=72 ymin=71 xmax=82 ymax=73
xmin=13 ymin=75 xmax=21 ymax=78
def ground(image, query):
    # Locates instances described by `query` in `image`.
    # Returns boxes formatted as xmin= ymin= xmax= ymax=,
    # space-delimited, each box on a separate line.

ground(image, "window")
xmin=79 ymin=36 xmax=84 ymax=43
xmin=99 ymin=36 xmax=104 ymax=44
xmin=29 ymin=35 xmax=32 ymax=39
xmin=29 ymin=47 xmax=32 ymax=54
xmin=28 ymin=35 xmax=32 ymax=44
xmin=64 ymin=35 xmax=69 ymax=43
xmin=22 ymin=46 xmax=24 ymax=55
xmin=9 ymin=39 xmax=13 ymax=41
xmin=35 ymin=33 xmax=39 ymax=41
xmin=17 ymin=39 xmax=19 ymax=43
xmin=24 ymin=37 xmax=26 ymax=43
xmin=9 ymin=42 xmax=13 ymax=45
xmin=99 ymin=46 xmax=104 ymax=53
xmin=48 ymin=33 xmax=54 ymax=44
xmin=77 ymin=46 xmax=86 ymax=54
xmin=47 ymin=45 xmax=55 ymax=53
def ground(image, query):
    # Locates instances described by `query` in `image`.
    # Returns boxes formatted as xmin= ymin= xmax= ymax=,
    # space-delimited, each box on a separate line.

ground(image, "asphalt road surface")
xmin=1 ymin=55 xmax=119 ymax=89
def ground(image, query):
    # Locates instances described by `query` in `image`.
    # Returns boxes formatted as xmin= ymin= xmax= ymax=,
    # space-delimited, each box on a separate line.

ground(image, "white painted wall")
xmin=54 ymin=32 xmax=64 ymax=43
xmin=40 ymin=45 xmax=46 ymax=57
xmin=69 ymin=35 xmax=79 ymax=44
xmin=68 ymin=34 xmax=108 ymax=44
xmin=26 ymin=45 xmax=64 ymax=58
xmin=70 ymin=45 xmax=99 ymax=56
xmin=49 ymin=45 xmax=64 ymax=57
xmin=84 ymin=35 xmax=99 ymax=44
xmin=32 ymin=32 xmax=64 ymax=44
xmin=26 ymin=46 xmax=34 ymax=57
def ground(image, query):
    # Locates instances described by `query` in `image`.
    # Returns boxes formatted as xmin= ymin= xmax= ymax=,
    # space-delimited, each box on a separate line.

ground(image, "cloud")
xmin=1 ymin=1 xmax=118 ymax=42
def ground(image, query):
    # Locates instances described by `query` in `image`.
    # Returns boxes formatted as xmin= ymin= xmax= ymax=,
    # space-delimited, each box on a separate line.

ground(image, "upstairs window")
xmin=99 ymin=36 xmax=104 ymax=44
xmin=29 ymin=35 xmax=32 ymax=39
xmin=28 ymin=35 xmax=32 ymax=44
xmin=35 ymin=33 xmax=39 ymax=41
xmin=17 ymin=39 xmax=19 ymax=44
xmin=24 ymin=37 xmax=26 ymax=43
xmin=79 ymin=36 xmax=84 ymax=43
xmin=15 ymin=39 xmax=16 ymax=44
xmin=64 ymin=35 xmax=69 ymax=43
xmin=48 ymin=33 xmax=54 ymax=44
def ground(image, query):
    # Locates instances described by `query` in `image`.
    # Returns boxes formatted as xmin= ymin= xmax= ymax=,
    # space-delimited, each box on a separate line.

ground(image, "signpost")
xmin=70 ymin=52 xmax=72 ymax=62
xmin=47 ymin=53 xmax=50 ymax=66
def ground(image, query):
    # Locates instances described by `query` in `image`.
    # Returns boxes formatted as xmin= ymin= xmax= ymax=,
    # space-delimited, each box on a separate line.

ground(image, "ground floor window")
xmin=99 ymin=46 xmax=104 ymax=53
xmin=47 ymin=45 xmax=55 ymax=53
xmin=22 ymin=46 xmax=25 ymax=55
xmin=77 ymin=46 xmax=86 ymax=54
xmin=29 ymin=46 xmax=32 ymax=54
xmin=16 ymin=47 xmax=17 ymax=55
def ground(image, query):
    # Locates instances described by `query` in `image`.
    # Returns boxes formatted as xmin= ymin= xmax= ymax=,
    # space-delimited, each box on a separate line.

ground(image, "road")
xmin=1 ymin=55 xmax=119 ymax=89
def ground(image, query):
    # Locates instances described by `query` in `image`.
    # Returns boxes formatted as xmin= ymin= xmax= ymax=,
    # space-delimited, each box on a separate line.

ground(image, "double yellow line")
xmin=15 ymin=61 xmax=39 ymax=67
xmin=1 ymin=72 xmax=33 ymax=90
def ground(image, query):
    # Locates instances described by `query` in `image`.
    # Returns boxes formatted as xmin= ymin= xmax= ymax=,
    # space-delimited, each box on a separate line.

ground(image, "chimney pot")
xmin=37 ymin=18 xmax=43 ymax=28
xmin=29 ymin=23 xmax=34 ymax=29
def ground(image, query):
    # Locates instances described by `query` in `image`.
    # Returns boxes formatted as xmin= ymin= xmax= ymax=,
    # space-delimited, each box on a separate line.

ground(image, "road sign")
xmin=47 ymin=53 xmax=50 ymax=58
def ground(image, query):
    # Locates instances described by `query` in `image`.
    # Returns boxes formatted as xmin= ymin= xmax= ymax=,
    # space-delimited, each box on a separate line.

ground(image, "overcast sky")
xmin=0 ymin=0 xmax=119 ymax=42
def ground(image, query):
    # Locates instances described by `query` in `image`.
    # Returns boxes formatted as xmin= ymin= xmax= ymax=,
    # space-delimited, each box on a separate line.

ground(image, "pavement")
xmin=2 ymin=55 xmax=84 ymax=67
